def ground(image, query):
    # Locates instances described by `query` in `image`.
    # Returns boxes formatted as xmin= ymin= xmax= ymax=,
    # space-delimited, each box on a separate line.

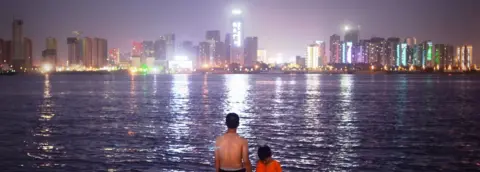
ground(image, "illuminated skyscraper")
xmin=44 ymin=37 xmax=58 ymax=67
xmin=341 ymin=41 xmax=353 ymax=64
xmin=198 ymin=42 xmax=210 ymax=68
xmin=397 ymin=43 xmax=408 ymax=67
xmin=306 ymin=43 xmax=320 ymax=68
xmin=456 ymin=45 xmax=473 ymax=70
xmin=230 ymin=9 xmax=244 ymax=65
xmin=154 ymin=38 xmax=166 ymax=61
xmin=368 ymin=37 xmax=386 ymax=65
xmin=164 ymin=34 xmax=175 ymax=60
xmin=330 ymin=34 xmax=341 ymax=64
xmin=315 ymin=41 xmax=327 ymax=66
xmin=109 ymin=48 xmax=120 ymax=65
xmin=422 ymin=41 xmax=433 ymax=68
xmin=244 ymin=37 xmax=258 ymax=67
xmin=386 ymin=37 xmax=400 ymax=67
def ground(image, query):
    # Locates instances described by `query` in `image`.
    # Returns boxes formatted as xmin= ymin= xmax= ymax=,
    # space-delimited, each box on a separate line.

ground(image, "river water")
xmin=0 ymin=74 xmax=479 ymax=171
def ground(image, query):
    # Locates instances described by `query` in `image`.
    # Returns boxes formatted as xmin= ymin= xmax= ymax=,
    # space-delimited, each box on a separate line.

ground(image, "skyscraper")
xmin=24 ymin=37 xmax=32 ymax=69
xmin=386 ymin=37 xmax=400 ymax=66
xmin=342 ymin=41 xmax=353 ymax=64
xmin=42 ymin=37 xmax=57 ymax=67
xmin=198 ymin=42 xmax=210 ymax=68
xmin=46 ymin=37 xmax=57 ymax=50
xmin=225 ymin=33 xmax=232 ymax=64
xmin=315 ymin=41 xmax=327 ymax=66
xmin=306 ymin=43 xmax=320 ymax=68
xmin=164 ymin=34 xmax=175 ymax=60
xmin=154 ymin=38 xmax=166 ymax=61
xmin=67 ymin=37 xmax=78 ymax=66
xmin=329 ymin=34 xmax=341 ymax=64
xmin=422 ymin=41 xmax=433 ymax=68
xmin=12 ymin=20 xmax=24 ymax=70
xmin=244 ymin=37 xmax=258 ymax=67
xmin=456 ymin=45 xmax=473 ymax=70
xmin=109 ymin=48 xmax=120 ymax=65
xmin=206 ymin=30 xmax=221 ymax=42
xmin=4 ymin=41 xmax=12 ymax=65
xmin=230 ymin=9 xmax=244 ymax=65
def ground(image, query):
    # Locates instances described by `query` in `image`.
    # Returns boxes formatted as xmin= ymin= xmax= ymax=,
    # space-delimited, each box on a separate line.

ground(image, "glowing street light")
xmin=344 ymin=25 xmax=350 ymax=31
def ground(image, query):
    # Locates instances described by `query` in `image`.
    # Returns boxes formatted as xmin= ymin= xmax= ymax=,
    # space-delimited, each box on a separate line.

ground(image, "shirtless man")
xmin=215 ymin=113 xmax=252 ymax=172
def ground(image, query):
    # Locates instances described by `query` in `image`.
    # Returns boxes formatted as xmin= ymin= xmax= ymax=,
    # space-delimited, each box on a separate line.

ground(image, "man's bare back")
xmin=215 ymin=113 xmax=251 ymax=172
xmin=216 ymin=133 xmax=248 ymax=169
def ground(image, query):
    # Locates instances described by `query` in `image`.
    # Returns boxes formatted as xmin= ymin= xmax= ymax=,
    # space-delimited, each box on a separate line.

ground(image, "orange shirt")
xmin=256 ymin=160 xmax=282 ymax=172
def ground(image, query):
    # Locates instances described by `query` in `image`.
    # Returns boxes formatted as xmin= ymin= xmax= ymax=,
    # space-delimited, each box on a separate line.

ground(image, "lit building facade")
xmin=198 ymin=42 xmax=210 ymax=68
xmin=386 ymin=37 xmax=401 ymax=67
xmin=456 ymin=45 xmax=473 ymax=70
xmin=24 ymin=37 xmax=32 ymax=69
xmin=154 ymin=38 xmax=166 ymax=61
xmin=342 ymin=41 xmax=353 ymax=64
xmin=316 ymin=41 xmax=327 ymax=66
xmin=257 ymin=49 xmax=267 ymax=63
xmin=244 ymin=37 xmax=258 ymax=67
xmin=368 ymin=37 xmax=386 ymax=65
xmin=306 ymin=43 xmax=320 ymax=68
xmin=109 ymin=48 xmax=120 ymax=65
xmin=397 ymin=43 xmax=408 ymax=67
xmin=230 ymin=9 xmax=244 ymax=65
xmin=67 ymin=37 xmax=78 ymax=66
xmin=422 ymin=41 xmax=433 ymax=68
xmin=329 ymin=34 xmax=341 ymax=64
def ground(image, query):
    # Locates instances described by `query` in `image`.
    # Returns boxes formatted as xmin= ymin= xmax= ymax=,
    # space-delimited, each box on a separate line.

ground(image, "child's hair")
xmin=257 ymin=145 xmax=272 ymax=161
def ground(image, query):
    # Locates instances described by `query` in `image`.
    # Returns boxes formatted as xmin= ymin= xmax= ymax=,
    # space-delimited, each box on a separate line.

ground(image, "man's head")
xmin=225 ymin=113 xmax=240 ymax=129
xmin=257 ymin=145 xmax=272 ymax=161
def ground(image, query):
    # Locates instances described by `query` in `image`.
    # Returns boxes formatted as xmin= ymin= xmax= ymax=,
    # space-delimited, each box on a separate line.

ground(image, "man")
xmin=215 ymin=113 xmax=252 ymax=172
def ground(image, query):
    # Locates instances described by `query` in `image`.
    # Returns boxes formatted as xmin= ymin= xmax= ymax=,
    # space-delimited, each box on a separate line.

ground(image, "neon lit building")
xmin=456 ymin=45 xmax=473 ymax=70
xmin=230 ymin=9 xmax=244 ymax=65
xmin=316 ymin=41 xmax=327 ymax=66
xmin=329 ymin=34 xmax=341 ymax=64
xmin=109 ymin=48 xmax=120 ymax=65
xmin=397 ymin=43 xmax=407 ymax=66
xmin=341 ymin=42 xmax=353 ymax=64
xmin=386 ymin=37 xmax=400 ymax=66
xmin=421 ymin=41 xmax=433 ymax=68
xmin=306 ymin=43 xmax=320 ymax=68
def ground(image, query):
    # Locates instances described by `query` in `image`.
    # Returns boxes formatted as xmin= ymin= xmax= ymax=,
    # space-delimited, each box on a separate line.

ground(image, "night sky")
xmin=0 ymin=0 xmax=479 ymax=65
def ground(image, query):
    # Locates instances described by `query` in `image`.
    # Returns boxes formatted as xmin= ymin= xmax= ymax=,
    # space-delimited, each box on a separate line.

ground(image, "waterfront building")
xmin=386 ymin=37 xmax=401 ymax=67
xmin=225 ymin=33 xmax=232 ymax=64
xmin=206 ymin=30 xmax=221 ymax=42
xmin=344 ymin=26 xmax=359 ymax=44
xmin=329 ymin=34 xmax=341 ymax=64
xmin=296 ymin=56 xmax=306 ymax=67
xmin=230 ymin=9 xmax=244 ymax=65
xmin=306 ymin=43 xmax=320 ymax=68
xmin=67 ymin=37 xmax=78 ymax=66
xmin=109 ymin=48 xmax=120 ymax=65
xmin=198 ymin=42 xmax=210 ymax=68
xmin=12 ymin=20 xmax=24 ymax=70
xmin=257 ymin=49 xmax=267 ymax=63
xmin=421 ymin=41 xmax=434 ymax=68
xmin=456 ymin=45 xmax=473 ymax=70
xmin=164 ymin=34 xmax=175 ymax=61
xmin=154 ymin=38 xmax=166 ymax=61
xmin=24 ymin=37 xmax=32 ymax=69
xmin=244 ymin=37 xmax=258 ymax=67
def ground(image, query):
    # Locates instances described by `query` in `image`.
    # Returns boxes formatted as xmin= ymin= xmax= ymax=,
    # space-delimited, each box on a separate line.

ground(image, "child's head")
xmin=257 ymin=145 xmax=272 ymax=161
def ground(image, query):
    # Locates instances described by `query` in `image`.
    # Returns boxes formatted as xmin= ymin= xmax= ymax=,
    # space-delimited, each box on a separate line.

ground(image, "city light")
xmin=344 ymin=25 xmax=350 ymax=31
xmin=232 ymin=9 xmax=242 ymax=15
xmin=41 ymin=63 xmax=53 ymax=73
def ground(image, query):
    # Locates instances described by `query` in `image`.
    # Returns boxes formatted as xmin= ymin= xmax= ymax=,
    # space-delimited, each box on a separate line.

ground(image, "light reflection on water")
xmin=0 ymin=74 xmax=479 ymax=171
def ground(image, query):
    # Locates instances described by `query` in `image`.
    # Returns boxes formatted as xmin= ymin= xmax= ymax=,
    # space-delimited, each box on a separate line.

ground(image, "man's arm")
xmin=215 ymin=139 xmax=220 ymax=172
xmin=242 ymin=139 xmax=252 ymax=172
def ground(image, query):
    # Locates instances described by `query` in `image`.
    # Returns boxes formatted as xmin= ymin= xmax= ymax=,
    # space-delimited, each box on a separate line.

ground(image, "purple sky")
xmin=0 ymin=0 xmax=479 ymax=64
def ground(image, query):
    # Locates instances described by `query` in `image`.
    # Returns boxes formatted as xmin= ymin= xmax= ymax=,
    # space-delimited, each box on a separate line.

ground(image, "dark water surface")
xmin=0 ymin=74 xmax=479 ymax=171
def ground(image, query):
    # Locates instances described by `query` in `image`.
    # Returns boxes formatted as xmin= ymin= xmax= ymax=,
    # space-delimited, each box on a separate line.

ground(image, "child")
xmin=256 ymin=145 xmax=282 ymax=172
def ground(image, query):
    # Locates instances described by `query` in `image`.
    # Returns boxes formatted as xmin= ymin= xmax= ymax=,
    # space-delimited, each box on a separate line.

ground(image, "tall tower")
xmin=230 ymin=8 xmax=244 ymax=65
xmin=344 ymin=25 xmax=360 ymax=44
xmin=12 ymin=20 xmax=24 ymax=70
xmin=244 ymin=37 xmax=258 ymax=67
xmin=329 ymin=34 xmax=341 ymax=64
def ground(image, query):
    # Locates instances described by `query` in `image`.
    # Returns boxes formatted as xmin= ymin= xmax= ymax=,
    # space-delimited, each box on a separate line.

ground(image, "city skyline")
xmin=0 ymin=0 xmax=478 ymax=65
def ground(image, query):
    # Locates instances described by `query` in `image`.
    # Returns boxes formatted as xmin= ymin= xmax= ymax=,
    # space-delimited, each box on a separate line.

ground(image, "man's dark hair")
xmin=225 ymin=113 xmax=240 ymax=129
xmin=257 ymin=145 xmax=272 ymax=161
